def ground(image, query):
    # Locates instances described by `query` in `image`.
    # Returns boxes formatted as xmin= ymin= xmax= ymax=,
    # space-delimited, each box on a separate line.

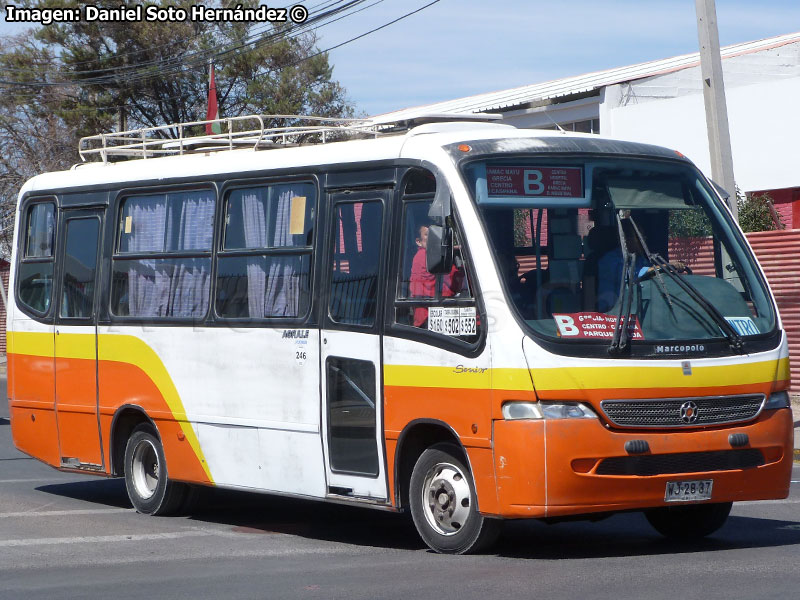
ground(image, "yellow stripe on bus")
xmin=385 ymin=358 xmax=787 ymax=392
xmin=529 ymin=358 xmax=789 ymax=391
xmin=384 ymin=364 xmax=492 ymax=389
xmin=7 ymin=330 xmax=213 ymax=483
xmin=7 ymin=330 xmax=54 ymax=356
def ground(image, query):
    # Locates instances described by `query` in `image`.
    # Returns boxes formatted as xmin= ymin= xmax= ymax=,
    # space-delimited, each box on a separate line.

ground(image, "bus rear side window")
xmin=18 ymin=202 xmax=56 ymax=315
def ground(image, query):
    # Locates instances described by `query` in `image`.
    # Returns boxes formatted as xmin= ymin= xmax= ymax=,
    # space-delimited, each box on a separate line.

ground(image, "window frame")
xmin=385 ymin=169 xmax=487 ymax=357
xmin=109 ymin=184 xmax=217 ymax=322
xmin=214 ymin=177 xmax=318 ymax=323
xmin=15 ymin=197 xmax=58 ymax=320
xmin=325 ymin=194 xmax=388 ymax=330
xmin=57 ymin=213 xmax=103 ymax=322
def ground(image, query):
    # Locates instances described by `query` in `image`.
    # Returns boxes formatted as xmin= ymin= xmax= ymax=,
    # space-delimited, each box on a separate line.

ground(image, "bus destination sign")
xmin=553 ymin=312 xmax=644 ymax=340
xmin=486 ymin=166 xmax=583 ymax=198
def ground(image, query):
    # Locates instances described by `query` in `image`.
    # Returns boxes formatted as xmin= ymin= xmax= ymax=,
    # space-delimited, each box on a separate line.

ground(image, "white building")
xmin=373 ymin=32 xmax=800 ymax=227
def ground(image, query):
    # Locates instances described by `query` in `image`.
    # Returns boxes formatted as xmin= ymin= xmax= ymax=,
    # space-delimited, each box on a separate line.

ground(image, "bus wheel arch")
xmin=395 ymin=420 xmax=467 ymax=511
xmin=110 ymin=405 xmax=155 ymax=478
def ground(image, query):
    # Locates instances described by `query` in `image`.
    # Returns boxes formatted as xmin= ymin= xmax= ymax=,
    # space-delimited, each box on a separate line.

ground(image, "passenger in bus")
xmin=410 ymin=224 xmax=464 ymax=327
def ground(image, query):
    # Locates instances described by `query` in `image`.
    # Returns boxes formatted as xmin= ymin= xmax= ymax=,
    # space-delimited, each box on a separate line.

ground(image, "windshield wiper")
xmin=609 ymin=215 xmax=635 ymax=355
xmin=628 ymin=217 xmax=744 ymax=354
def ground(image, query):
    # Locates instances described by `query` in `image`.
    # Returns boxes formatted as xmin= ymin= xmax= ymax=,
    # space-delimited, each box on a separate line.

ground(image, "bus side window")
xmin=216 ymin=182 xmax=315 ymax=320
xmin=17 ymin=202 xmax=56 ymax=315
xmin=394 ymin=199 xmax=477 ymax=342
xmin=329 ymin=200 xmax=383 ymax=326
xmin=111 ymin=189 xmax=215 ymax=319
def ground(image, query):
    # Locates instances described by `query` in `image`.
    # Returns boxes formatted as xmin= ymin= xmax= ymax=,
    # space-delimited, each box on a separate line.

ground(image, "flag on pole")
xmin=206 ymin=64 xmax=221 ymax=135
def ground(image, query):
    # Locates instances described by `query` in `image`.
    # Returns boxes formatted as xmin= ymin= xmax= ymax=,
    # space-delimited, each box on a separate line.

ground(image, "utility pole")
xmin=118 ymin=105 xmax=127 ymax=132
xmin=696 ymin=0 xmax=738 ymax=221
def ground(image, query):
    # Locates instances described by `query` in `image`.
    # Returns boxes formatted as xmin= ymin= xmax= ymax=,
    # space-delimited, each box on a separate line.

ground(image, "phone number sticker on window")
xmin=429 ymin=306 xmax=476 ymax=336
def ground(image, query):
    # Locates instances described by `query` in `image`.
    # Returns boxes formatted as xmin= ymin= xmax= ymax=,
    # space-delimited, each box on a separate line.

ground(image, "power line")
xmin=0 ymin=0 xmax=370 ymax=84
xmin=0 ymin=0 xmax=441 ymax=120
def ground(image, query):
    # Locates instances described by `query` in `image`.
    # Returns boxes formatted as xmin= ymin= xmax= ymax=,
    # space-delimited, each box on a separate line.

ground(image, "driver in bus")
xmin=597 ymin=219 xmax=686 ymax=312
xmin=410 ymin=224 xmax=464 ymax=327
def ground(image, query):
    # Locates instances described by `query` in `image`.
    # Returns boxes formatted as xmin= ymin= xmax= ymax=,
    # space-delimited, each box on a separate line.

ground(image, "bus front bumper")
xmin=491 ymin=407 xmax=793 ymax=519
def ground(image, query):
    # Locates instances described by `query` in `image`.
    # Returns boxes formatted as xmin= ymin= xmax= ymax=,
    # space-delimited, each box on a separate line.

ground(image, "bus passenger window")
xmin=60 ymin=218 xmax=99 ymax=319
xmin=216 ymin=183 xmax=315 ymax=319
xmin=17 ymin=202 xmax=56 ymax=315
xmin=112 ymin=189 xmax=215 ymax=319
xmin=395 ymin=199 xmax=477 ymax=342
xmin=328 ymin=200 xmax=383 ymax=326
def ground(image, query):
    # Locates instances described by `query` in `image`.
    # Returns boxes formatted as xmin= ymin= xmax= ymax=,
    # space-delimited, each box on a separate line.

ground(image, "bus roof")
xmin=18 ymin=121 xmax=688 ymax=198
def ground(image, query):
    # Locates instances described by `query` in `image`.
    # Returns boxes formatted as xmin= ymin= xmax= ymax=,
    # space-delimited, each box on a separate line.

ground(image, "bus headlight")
xmin=502 ymin=402 xmax=542 ymax=420
xmin=501 ymin=402 xmax=597 ymax=420
xmin=540 ymin=402 xmax=597 ymax=420
xmin=764 ymin=390 xmax=790 ymax=410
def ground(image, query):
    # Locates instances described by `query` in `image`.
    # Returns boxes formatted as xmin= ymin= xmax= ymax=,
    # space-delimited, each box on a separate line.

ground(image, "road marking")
xmin=0 ymin=529 xmax=213 ymax=548
xmin=0 ymin=508 xmax=132 ymax=519
xmin=0 ymin=478 xmax=64 ymax=484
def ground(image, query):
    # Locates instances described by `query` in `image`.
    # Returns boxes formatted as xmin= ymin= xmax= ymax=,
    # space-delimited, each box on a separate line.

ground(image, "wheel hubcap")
xmin=422 ymin=462 xmax=472 ymax=535
xmin=131 ymin=439 xmax=159 ymax=500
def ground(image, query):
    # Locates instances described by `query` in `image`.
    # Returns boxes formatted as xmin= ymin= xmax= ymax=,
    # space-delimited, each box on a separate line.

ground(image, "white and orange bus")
xmin=7 ymin=115 xmax=793 ymax=554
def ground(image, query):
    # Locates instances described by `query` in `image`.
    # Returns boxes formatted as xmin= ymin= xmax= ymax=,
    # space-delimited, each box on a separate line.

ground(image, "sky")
xmin=1 ymin=0 xmax=799 ymax=117
xmin=318 ymin=0 xmax=800 ymax=116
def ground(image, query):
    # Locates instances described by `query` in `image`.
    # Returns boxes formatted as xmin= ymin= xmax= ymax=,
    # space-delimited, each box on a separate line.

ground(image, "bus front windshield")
xmin=465 ymin=157 xmax=776 ymax=352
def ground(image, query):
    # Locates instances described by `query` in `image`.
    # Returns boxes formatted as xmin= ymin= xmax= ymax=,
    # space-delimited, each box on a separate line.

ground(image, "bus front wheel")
xmin=645 ymin=502 xmax=732 ymax=540
xmin=409 ymin=443 xmax=501 ymax=554
xmin=124 ymin=423 xmax=186 ymax=516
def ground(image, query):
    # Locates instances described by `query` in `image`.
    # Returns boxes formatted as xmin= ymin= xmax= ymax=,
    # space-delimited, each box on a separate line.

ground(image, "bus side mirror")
xmin=426 ymin=172 xmax=453 ymax=273
xmin=426 ymin=224 xmax=452 ymax=273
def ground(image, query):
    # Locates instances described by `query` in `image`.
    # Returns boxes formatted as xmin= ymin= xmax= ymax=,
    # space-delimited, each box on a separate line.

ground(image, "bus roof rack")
xmin=78 ymin=114 xmax=382 ymax=163
xmin=370 ymin=112 xmax=503 ymax=131
xmin=77 ymin=112 xmax=504 ymax=163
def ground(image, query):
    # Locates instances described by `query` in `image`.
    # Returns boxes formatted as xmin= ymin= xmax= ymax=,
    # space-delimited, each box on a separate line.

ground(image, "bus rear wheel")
xmin=645 ymin=502 xmax=732 ymax=540
xmin=409 ymin=443 xmax=501 ymax=554
xmin=124 ymin=423 xmax=186 ymax=516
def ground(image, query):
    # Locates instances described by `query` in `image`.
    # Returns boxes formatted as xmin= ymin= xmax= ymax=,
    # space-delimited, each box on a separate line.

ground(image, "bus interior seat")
xmin=582 ymin=225 xmax=618 ymax=310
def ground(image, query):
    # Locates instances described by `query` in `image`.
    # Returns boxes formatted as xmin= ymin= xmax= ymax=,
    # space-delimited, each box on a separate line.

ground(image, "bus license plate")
xmin=664 ymin=479 xmax=713 ymax=502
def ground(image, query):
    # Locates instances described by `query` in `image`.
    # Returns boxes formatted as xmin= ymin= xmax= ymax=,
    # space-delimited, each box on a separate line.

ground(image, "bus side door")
xmin=54 ymin=209 xmax=104 ymax=470
xmin=320 ymin=190 xmax=390 ymax=500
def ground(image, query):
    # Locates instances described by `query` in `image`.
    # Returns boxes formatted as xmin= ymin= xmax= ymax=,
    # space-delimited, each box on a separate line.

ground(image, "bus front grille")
xmin=600 ymin=394 xmax=765 ymax=428
xmin=595 ymin=449 xmax=765 ymax=476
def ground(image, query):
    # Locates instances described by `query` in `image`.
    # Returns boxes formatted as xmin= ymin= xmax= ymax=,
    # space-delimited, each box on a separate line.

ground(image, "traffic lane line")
xmin=0 ymin=508 xmax=133 ymax=519
xmin=0 ymin=528 xmax=224 ymax=548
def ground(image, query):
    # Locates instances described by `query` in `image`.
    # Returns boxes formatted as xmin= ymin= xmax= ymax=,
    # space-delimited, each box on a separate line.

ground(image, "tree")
xmin=0 ymin=0 xmax=355 ymax=255
xmin=737 ymin=190 xmax=783 ymax=233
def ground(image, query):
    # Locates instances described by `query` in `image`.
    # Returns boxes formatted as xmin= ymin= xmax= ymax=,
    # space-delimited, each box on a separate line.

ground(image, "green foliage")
xmin=668 ymin=207 xmax=713 ymax=238
xmin=737 ymin=190 xmax=783 ymax=233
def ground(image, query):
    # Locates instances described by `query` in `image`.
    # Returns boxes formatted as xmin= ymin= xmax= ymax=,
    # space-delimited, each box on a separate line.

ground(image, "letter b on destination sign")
xmin=554 ymin=315 xmax=579 ymax=336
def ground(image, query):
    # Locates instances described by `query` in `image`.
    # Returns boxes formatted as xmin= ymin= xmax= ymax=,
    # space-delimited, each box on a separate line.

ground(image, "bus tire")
xmin=645 ymin=502 xmax=732 ymax=540
xmin=409 ymin=443 xmax=501 ymax=554
xmin=124 ymin=423 xmax=186 ymax=516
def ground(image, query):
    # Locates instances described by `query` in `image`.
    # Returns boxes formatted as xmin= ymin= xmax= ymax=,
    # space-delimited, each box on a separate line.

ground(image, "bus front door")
xmin=321 ymin=192 xmax=390 ymax=500
xmin=54 ymin=209 xmax=104 ymax=470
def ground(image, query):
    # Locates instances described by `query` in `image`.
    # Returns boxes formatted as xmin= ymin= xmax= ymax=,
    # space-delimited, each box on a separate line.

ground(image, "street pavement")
xmin=2 ymin=378 xmax=800 ymax=600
